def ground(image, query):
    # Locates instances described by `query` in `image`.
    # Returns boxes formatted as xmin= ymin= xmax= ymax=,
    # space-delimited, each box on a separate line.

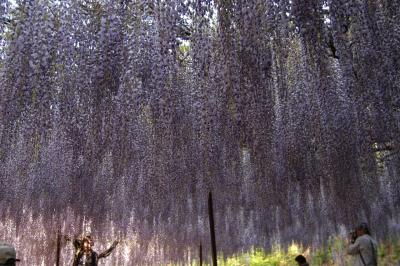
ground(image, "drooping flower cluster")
xmin=0 ymin=0 xmax=399 ymax=264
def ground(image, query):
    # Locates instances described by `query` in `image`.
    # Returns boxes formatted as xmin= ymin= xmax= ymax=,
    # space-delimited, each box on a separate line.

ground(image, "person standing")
xmin=348 ymin=223 xmax=378 ymax=266
xmin=70 ymin=235 xmax=118 ymax=266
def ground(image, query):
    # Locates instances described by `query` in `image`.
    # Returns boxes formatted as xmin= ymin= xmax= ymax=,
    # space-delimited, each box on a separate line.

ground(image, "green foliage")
xmin=179 ymin=238 xmax=400 ymax=266
xmin=378 ymin=239 xmax=400 ymax=266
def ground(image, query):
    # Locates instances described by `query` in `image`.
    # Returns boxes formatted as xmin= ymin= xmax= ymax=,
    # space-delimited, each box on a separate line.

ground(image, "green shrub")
xmin=181 ymin=238 xmax=400 ymax=266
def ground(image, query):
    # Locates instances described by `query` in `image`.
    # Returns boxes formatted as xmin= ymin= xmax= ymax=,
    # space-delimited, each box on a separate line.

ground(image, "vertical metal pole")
xmin=199 ymin=242 xmax=203 ymax=266
xmin=56 ymin=229 xmax=61 ymax=266
xmin=208 ymin=191 xmax=217 ymax=266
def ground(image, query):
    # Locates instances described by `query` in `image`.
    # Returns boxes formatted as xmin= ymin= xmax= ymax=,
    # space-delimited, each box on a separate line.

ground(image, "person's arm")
xmin=347 ymin=238 xmax=361 ymax=255
xmin=73 ymin=239 xmax=82 ymax=251
xmin=98 ymin=240 xmax=119 ymax=259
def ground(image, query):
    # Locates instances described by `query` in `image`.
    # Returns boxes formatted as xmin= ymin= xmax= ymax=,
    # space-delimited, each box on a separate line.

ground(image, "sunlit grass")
xmin=170 ymin=238 xmax=400 ymax=266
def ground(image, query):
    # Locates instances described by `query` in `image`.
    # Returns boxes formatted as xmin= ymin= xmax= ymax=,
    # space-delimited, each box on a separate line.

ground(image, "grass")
xmin=173 ymin=237 xmax=400 ymax=266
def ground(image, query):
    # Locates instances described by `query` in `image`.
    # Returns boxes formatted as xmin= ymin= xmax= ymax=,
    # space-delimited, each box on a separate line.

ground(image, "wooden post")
xmin=56 ymin=229 xmax=61 ymax=266
xmin=199 ymin=242 xmax=203 ymax=266
xmin=208 ymin=191 xmax=217 ymax=266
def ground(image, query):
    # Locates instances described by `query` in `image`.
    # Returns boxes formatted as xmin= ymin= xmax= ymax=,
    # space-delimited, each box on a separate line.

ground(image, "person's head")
xmin=82 ymin=236 xmax=93 ymax=252
xmin=356 ymin=222 xmax=370 ymax=237
xmin=0 ymin=243 xmax=20 ymax=266
xmin=295 ymin=254 xmax=307 ymax=265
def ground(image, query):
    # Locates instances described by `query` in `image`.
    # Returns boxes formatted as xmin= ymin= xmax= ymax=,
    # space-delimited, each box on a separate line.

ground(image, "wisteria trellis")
xmin=0 ymin=0 xmax=399 ymax=265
